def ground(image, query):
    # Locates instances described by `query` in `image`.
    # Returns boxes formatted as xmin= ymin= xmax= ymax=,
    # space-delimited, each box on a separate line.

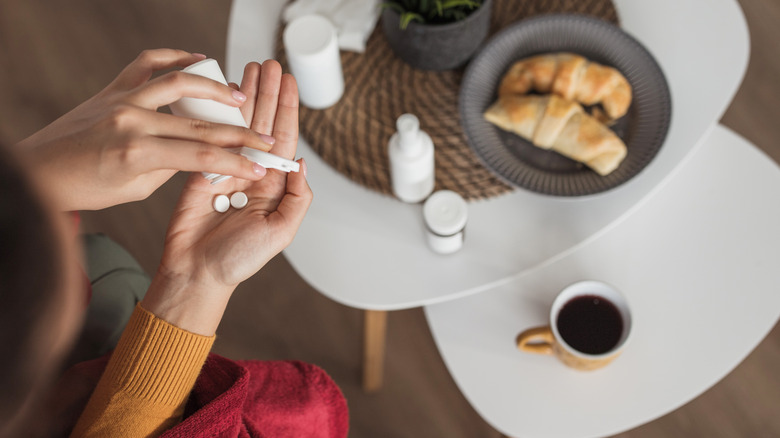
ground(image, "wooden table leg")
xmin=362 ymin=309 xmax=388 ymax=392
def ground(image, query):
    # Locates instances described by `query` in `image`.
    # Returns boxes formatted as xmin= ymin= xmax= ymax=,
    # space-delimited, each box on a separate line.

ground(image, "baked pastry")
xmin=484 ymin=94 xmax=627 ymax=176
xmin=499 ymin=53 xmax=632 ymax=120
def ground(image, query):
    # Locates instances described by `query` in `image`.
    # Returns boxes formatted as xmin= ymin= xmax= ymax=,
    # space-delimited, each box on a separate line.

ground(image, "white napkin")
xmin=283 ymin=0 xmax=381 ymax=53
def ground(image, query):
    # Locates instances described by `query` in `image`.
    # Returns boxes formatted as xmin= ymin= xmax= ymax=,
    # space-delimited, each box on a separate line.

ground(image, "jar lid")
xmin=423 ymin=190 xmax=468 ymax=236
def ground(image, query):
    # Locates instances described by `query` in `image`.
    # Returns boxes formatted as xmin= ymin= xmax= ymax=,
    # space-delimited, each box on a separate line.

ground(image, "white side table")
xmin=425 ymin=125 xmax=780 ymax=438
xmin=226 ymin=0 xmax=749 ymax=390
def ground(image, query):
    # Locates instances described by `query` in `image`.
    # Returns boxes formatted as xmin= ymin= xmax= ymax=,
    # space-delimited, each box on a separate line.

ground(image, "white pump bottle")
xmin=388 ymin=114 xmax=435 ymax=203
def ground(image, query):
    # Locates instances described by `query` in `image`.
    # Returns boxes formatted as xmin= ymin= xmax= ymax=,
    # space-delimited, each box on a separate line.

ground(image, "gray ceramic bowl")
xmin=459 ymin=14 xmax=672 ymax=196
xmin=381 ymin=0 xmax=493 ymax=71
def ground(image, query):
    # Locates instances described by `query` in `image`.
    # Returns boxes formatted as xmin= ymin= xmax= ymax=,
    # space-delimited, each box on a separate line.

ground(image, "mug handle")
xmin=516 ymin=326 xmax=554 ymax=354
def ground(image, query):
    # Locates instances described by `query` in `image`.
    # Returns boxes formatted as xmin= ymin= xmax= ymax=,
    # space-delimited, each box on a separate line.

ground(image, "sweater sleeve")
xmin=69 ymin=304 xmax=215 ymax=438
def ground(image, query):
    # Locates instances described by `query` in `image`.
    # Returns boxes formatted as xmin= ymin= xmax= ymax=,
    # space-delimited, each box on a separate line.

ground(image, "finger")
xmin=129 ymin=137 xmax=266 ymax=181
xmin=239 ymin=62 xmax=262 ymax=125
xmin=112 ymin=49 xmax=206 ymax=90
xmin=270 ymin=73 xmax=299 ymax=160
xmin=129 ymin=70 xmax=247 ymax=110
xmin=163 ymin=171 xmax=220 ymax=220
xmin=271 ymin=158 xmax=312 ymax=236
xmin=228 ymin=82 xmax=239 ymax=91
xmin=147 ymin=110 xmax=273 ymax=152
xmin=250 ymin=60 xmax=283 ymax=135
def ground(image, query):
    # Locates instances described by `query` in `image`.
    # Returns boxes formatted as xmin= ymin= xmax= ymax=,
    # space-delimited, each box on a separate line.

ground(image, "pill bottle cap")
xmin=181 ymin=58 xmax=228 ymax=84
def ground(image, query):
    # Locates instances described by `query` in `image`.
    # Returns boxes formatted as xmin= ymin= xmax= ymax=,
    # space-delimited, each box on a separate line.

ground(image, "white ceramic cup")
xmin=283 ymin=15 xmax=344 ymax=109
xmin=516 ymin=280 xmax=632 ymax=371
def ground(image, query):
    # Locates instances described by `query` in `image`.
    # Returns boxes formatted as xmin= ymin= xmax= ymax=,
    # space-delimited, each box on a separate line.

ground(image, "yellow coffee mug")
xmin=516 ymin=281 xmax=632 ymax=371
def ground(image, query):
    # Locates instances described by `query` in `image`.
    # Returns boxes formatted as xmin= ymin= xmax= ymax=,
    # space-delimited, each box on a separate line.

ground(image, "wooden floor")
xmin=1 ymin=1 xmax=778 ymax=436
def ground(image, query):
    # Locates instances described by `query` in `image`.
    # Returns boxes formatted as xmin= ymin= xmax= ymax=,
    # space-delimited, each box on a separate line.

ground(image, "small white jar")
xmin=423 ymin=190 xmax=468 ymax=254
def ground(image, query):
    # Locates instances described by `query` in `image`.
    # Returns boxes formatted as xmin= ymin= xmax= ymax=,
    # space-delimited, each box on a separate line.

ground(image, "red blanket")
xmin=53 ymin=354 xmax=349 ymax=437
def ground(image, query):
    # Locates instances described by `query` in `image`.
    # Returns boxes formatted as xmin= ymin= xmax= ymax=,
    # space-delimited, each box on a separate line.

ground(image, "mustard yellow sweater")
xmin=70 ymin=304 xmax=214 ymax=437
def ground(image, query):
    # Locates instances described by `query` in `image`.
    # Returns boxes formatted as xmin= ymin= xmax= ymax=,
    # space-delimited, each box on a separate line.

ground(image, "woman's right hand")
xmin=141 ymin=60 xmax=312 ymax=336
xmin=16 ymin=48 xmax=273 ymax=211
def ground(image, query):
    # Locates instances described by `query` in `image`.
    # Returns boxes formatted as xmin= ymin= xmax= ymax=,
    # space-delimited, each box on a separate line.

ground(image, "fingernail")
xmin=259 ymin=134 xmax=275 ymax=145
xmin=253 ymin=163 xmax=267 ymax=177
xmin=300 ymin=158 xmax=307 ymax=178
xmin=232 ymin=90 xmax=247 ymax=102
xmin=192 ymin=53 xmax=207 ymax=59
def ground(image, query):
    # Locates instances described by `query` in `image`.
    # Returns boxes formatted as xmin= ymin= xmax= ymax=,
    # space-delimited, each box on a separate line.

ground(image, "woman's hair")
xmin=0 ymin=144 xmax=65 ymax=429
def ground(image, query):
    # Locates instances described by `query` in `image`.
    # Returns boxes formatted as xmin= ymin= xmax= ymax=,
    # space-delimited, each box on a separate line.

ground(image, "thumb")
xmin=272 ymin=158 xmax=312 ymax=236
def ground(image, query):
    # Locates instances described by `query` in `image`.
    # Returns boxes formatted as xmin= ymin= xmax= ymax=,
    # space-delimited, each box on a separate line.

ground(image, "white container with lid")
xmin=169 ymin=58 xmax=248 ymax=182
xmin=283 ymin=14 xmax=344 ymax=109
xmin=423 ymin=190 xmax=468 ymax=254
xmin=388 ymin=114 xmax=435 ymax=203
xmin=168 ymin=58 xmax=300 ymax=183
xmin=168 ymin=58 xmax=248 ymax=127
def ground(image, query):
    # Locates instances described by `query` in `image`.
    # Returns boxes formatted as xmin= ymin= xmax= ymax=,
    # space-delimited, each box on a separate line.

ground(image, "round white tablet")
xmin=212 ymin=194 xmax=230 ymax=213
xmin=230 ymin=191 xmax=248 ymax=209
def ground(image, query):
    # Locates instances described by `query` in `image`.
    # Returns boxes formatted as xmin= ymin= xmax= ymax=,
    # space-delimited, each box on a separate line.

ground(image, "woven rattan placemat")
xmin=276 ymin=0 xmax=618 ymax=200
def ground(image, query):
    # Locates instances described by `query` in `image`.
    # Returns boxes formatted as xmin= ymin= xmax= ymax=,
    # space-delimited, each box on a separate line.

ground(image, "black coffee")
xmin=556 ymin=295 xmax=623 ymax=355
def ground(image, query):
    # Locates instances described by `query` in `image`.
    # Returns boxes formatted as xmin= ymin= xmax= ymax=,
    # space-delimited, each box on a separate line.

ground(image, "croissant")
xmin=498 ymin=53 xmax=632 ymax=120
xmin=483 ymin=94 xmax=627 ymax=176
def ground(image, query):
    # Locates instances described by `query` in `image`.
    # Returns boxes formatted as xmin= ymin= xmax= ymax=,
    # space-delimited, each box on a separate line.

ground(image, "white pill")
xmin=213 ymin=194 xmax=230 ymax=213
xmin=230 ymin=192 xmax=248 ymax=209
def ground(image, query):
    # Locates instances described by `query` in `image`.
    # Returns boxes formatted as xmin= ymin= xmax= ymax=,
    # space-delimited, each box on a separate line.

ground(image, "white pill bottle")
xmin=388 ymin=114 xmax=435 ymax=203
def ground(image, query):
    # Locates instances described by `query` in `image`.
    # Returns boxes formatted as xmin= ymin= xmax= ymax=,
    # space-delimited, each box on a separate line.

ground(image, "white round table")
xmin=424 ymin=124 xmax=780 ymax=437
xmin=227 ymin=0 xmax=748 ymax=310
xmin=225 ymin=0 xmax=770 ymax=433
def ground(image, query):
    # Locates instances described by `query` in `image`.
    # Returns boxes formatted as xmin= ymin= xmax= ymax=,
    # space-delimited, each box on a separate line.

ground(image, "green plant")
xmin=382 ymin=0 xmax=483 ymax=29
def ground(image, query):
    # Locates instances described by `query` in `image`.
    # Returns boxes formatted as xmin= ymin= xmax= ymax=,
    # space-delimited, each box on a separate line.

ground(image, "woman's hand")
xmin=141 ymin=60 xmax=312 ymax=335
xmin=17 ymin=49 xmax=273 ymax=211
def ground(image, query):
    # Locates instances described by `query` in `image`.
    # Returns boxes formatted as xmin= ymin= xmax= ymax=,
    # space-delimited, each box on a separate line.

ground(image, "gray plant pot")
xmin=381 ymin=0 xmax=493 ymax=71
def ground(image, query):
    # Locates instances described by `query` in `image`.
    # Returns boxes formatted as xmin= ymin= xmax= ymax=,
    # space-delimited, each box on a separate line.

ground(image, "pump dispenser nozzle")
xmin=397 ymin=114 xmax=421 ymax=155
